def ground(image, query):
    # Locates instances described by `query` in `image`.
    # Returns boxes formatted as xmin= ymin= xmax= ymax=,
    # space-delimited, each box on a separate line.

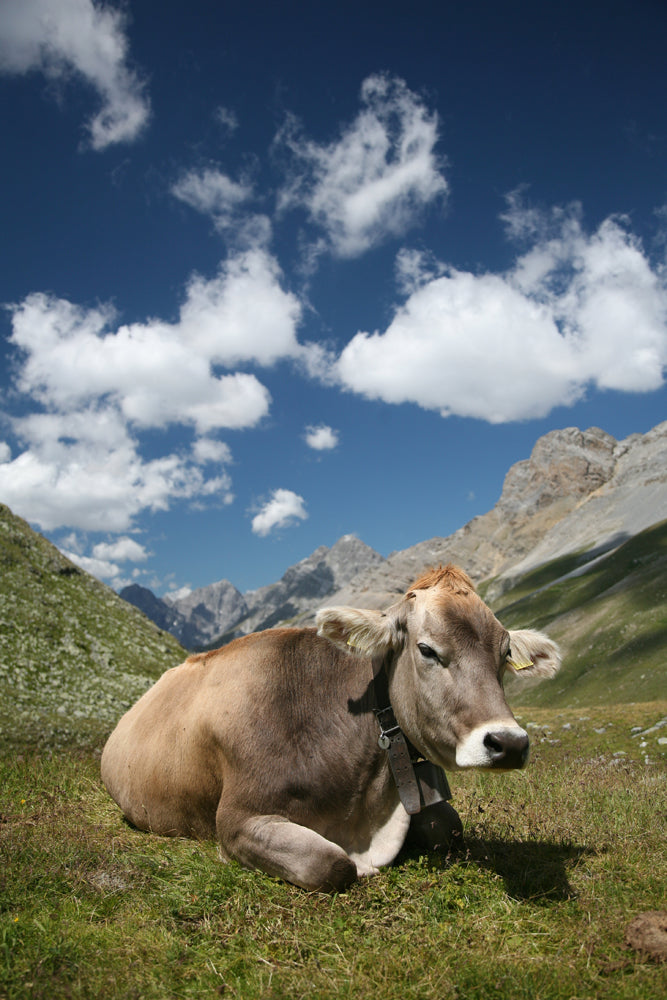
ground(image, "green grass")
xmin=1 ymin=702 xmax=666 ymax=999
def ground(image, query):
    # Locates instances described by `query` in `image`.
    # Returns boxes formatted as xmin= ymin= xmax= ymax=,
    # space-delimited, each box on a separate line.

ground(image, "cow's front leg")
xmin=407 ymin=801 xmax=464 ymax=854
xmin=217 ymin=806 xmax=357 ymax=892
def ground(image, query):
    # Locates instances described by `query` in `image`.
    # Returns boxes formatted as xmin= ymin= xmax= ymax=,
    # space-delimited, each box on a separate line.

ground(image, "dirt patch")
xmin=625 ymin=910 xmax=667 ymax=963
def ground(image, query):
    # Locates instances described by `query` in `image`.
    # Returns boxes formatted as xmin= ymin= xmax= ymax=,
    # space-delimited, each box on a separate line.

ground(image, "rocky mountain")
xmin=236 ymin=534 xmax=385 ymax=637
xmin=120 ymin=583 xmax=187 ymax=635
xmin=121 ymin=533 xmax=385 ymax=648
xmin=0 ymin=504 xmax=185 ymax=749
xmin=163 ymin=579 xmax=248 ymax=647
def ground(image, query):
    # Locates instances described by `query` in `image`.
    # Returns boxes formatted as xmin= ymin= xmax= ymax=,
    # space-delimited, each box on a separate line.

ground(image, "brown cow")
xmin=101 ymin=565 xmax=560 ymax=891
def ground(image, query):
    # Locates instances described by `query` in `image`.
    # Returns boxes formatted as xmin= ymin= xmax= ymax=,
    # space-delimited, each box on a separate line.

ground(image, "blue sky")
xmin=1 ymin=0 xmax=666 ymax=596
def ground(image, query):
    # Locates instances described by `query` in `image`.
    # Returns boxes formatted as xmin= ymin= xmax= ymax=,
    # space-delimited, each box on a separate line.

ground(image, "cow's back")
xmin=100 ymin=628 xmax=375 ymax=839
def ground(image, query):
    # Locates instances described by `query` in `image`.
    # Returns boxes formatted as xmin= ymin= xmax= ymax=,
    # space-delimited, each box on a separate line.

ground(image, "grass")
xmin=1 ymin=702 xmax=666 ymax=1000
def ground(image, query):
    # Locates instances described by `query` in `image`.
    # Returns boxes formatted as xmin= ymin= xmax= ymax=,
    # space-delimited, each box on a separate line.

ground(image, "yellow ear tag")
xmin=507 ymin=655 xmax=533 ymax=671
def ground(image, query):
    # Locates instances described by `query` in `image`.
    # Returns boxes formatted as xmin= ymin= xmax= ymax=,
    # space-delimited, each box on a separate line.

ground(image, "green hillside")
xmin=493 ymin=520 xmax=667 ymax=708
xmin=0 ymin=504 xmax=185 ymax=750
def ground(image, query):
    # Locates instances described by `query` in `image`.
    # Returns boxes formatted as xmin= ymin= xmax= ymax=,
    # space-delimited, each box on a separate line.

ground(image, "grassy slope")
xmin=492 ymin=520 xmax=667 ymax=709
xmin=0 ymin=504 xmax=185 ymax=749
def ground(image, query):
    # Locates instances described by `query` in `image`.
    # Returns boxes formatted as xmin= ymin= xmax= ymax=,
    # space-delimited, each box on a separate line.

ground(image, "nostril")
xmin=484 ymin=730 xmax=530 ymax=767
xmin=483 ymin=732 xmax=504 ymax=756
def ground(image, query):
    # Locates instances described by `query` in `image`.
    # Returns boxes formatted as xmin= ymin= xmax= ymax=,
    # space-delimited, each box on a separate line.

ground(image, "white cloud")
xmin=215 ymin=106 xmax=238 ymax=134
xmin=172 ymin=168 xmax=253 ymax=215
xmin=335 ymin=206 xmax=667 ymax=422
xmin=61 ymin=549 xmax=120 ymax=580
xmin=0 ymin=0 xmax=150 ymax=149
xmin=172 ymin=167 xmax=256 ymax=232
xmin=192 ymin=438 xmax=233 ymax=465
xmin=304 ymin=424 xmax=339 ymax=450
xmin=277 ymin=73 xmax=447 ymax=258
xmin=1 ymin=244 xmax=308 ymax=535
xmin=0 ymin=406 xmax=233 ymax=532
xmin=251 ymin=489 xmax=308 ymax=537
xmin=178 ymin=249 xmax=302 ymax=368
xmin=172 ymin=166 xmax=273 ymax=248
xmin=7 ymin=248 xmax=304 ymax=435
xmin=0 ymin=442 xmax=11 ymax=463
xmin=92 ymin=537 xmax=148 ymax=563
xmin=164 ymin=585 xmax=192 ymax=603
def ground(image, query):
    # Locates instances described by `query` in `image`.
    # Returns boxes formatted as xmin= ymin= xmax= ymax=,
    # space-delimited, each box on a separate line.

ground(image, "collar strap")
xmin=371 ymin=657 xmax=452 ymax=815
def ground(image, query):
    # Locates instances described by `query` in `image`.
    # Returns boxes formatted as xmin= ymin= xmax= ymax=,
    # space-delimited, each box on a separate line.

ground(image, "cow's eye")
xmin=417 ymin=642 xmax=439 ymax=661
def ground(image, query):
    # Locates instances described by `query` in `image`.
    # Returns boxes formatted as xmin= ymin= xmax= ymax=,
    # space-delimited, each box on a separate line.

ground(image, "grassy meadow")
xmin=1 ymin=701 xmax=665 ymax=999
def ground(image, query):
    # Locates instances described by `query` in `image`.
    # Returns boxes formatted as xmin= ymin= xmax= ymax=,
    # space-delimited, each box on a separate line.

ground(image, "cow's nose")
xmin=483 ymin=729 xmax=530 ymax=768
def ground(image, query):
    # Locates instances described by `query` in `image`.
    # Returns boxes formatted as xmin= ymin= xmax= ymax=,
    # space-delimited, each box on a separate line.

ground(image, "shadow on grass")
xmin=462 ymin=835 xmax=589 ymax=902
xmin=402 ymin=835 xmax=591 ymax=903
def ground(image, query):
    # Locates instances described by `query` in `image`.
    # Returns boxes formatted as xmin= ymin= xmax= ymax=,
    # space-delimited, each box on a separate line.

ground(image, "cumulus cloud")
xmin=0 ymin=0 xmax=150 ymax=150
xmin=251 ymin=489 xmax=308 ymax=537
xmin=0 ymin=406 xmax=234 ymax=532
xmin=8 ymin=248 xmax=304 ymax=433
xmin=304 ymin=424 xmax=339 ymax=450
xmin=60 ymin=534 xmax=148 ymax=581
xmin=192 ymin=438 xmax=233 ymax=465
xmin=276 ymin=73 xmax=447 ymax=258
xmin=1 ymin=247 xmax=304 ymax=532
xmin=62 ymin=549 xmax=121 ymax=580
xmin=91 ymin=536 xmax=148 ymax=563
xmin=335 ymin=204 xmax=667 ymax=422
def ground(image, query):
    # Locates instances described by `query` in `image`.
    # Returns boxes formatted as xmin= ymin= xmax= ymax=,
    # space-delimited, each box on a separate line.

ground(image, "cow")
xmin=101 ymin=565 xmax=560 ymax=892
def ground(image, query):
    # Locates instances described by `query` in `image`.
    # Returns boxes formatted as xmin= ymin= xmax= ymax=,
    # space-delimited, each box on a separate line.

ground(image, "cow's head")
xmin=316 ymin=565 xmax=560 ymax=771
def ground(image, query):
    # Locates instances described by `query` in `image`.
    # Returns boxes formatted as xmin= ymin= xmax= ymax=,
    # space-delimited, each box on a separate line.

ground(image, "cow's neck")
xmin=370 ymin=657 xmax=452 ymax=816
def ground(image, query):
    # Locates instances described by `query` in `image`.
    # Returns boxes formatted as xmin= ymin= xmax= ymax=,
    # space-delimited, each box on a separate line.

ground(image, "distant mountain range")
xmin=121 ymin=533 xmax=385 ymax=648
xmin=122 ymin=420 xmax=667 ymax=649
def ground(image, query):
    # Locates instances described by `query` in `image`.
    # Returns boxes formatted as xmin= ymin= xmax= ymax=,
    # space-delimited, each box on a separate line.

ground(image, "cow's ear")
xmin=507 ymin=629 xmax=561 ymax=679
xmin=316 ymin=604 xmax=404 ymax=656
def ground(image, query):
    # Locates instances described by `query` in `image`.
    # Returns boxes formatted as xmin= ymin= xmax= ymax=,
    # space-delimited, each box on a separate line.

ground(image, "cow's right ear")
xmin=316 ymin=605 xmax=404 ymax=656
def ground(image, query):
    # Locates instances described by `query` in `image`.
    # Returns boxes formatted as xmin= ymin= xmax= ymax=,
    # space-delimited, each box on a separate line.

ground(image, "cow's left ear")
xmin=507 ymin=629 xmax=561 ymax=679
xmin=316 ymin=602 xmax=406 ymax=656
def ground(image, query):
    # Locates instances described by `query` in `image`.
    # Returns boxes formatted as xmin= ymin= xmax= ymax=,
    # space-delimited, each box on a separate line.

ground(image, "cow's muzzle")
xmin=455 ymin=722 xmax=530 ymax=769
xmin=483 ymin=729 xmax=530 ymax=769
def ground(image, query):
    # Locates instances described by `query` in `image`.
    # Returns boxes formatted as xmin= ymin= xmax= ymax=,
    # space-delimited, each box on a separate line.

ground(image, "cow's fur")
xmin=101 ymin=565 xmax=560 ymax=891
